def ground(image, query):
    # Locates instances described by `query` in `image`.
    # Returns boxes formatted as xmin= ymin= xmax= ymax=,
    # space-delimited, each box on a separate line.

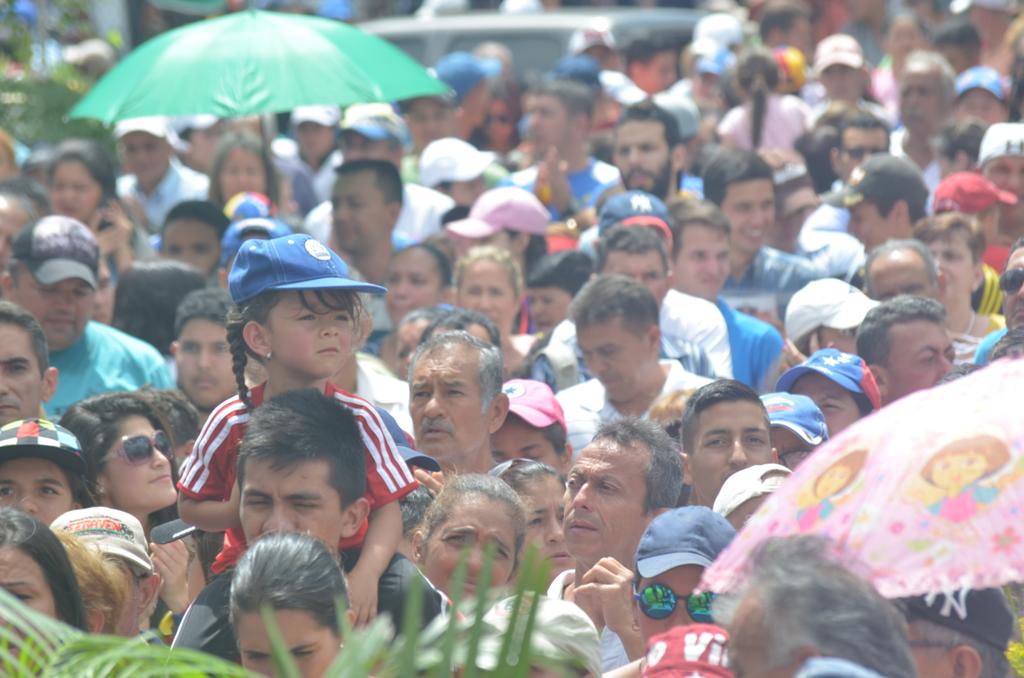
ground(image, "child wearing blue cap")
xmin=177 ymin=234 xmax=416 ymax=625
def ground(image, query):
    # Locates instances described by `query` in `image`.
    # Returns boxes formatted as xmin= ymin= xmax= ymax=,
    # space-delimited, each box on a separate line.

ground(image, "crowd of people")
xmin=3 ymin=0 xmax=1024 ymax=676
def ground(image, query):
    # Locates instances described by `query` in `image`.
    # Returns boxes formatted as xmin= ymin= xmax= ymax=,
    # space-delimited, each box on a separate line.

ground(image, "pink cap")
xmin=446 ymin=187 xmax=550 ymax=240
xmin=502 ymin=379 xmax=566 ymax=432
xmin=813 ymin=34 xmax=865 ymax=76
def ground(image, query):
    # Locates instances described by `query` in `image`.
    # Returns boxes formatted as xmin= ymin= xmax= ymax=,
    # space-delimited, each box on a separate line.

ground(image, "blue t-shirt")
xmin=717 ymin=298 xmax=784 ymax=392
xmin=974 ymin=327 xmax=1008 ymax=365
xmin=503 ymin=159 xmax=621 ymax=218
xmin=48 ymin=321 xmax=175 ymax=418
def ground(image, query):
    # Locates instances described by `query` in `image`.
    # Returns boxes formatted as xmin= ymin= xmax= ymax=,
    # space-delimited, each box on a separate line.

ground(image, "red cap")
xmin=642 ymin=624 xmax=733 ymax=678
xmin=501 ymin=379 xmax=567 ymax=433
xmin=933 ymin=172 xmax=1017 ymax=215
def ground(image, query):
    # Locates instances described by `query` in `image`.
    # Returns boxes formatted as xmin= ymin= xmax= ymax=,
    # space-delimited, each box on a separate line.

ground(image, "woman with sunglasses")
xmin=60 ymin=392 xmax=191 ymax=622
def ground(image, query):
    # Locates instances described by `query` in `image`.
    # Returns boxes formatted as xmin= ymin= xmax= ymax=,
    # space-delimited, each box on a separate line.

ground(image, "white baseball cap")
xmin=951 ymin=0 xmax=1018 ymax=13
xmin=784 ymin=278 xmax=878 ymax=346
xmin=51 ymin=507 xmax=154 ymax=577
xmin=290 ymin=105 xmax=341 ymax=128
xmin=712 ymin=463 xmax=791 ymax=519
xmin=114 ymin=116 xmax=171 ymax=141
xmin=418 ymin=137 xmax=494 ymax=188
xmin=693 ymin=13 xmax=744 ymax=51
xmin=978 ymin=122 xmax=1024 ymax=168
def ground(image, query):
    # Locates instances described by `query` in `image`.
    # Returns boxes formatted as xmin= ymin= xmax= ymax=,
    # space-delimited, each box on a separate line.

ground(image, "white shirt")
xmin=117 ymin=158 xmax=209 ymax=232
xmin=556 ymin=359 xmax=712 ymax=452
xmin=356 ymin=354 xmax=412 ymax=433
xmin=890 ymin=128 xmax=941 ymax=195
xmin=547 ymin=570 xmax=631 ymax=673
xmin=304 ymin=183 xmax=455 ymax=246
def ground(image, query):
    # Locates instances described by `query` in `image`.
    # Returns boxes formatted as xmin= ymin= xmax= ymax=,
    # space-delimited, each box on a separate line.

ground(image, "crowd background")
xmin=2 ymin=0 xmax=1024 ymax=677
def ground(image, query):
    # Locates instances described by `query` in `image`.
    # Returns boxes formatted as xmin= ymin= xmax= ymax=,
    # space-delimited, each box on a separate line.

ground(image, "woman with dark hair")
xmin=230 ymin=532 xmax=349 ymax=677
xmin=47 ymin=139 xmax=140 ymax=276
xmin=0 ymin=506 xmax=88 ymax=630
xmin=207 ymin=131 xmax=281 ymax=210
xmin=719 ymin=47 xmax=810 ymax=152
xmin=59 ymin=392 xmax=188 ymax=621
xmin=491 ymin=459 xmax=571 ymax=585
xmin=111 ymin=260 xmax=206 ymax=357
xmin=413 ymin=474 xmax=526 ymax=602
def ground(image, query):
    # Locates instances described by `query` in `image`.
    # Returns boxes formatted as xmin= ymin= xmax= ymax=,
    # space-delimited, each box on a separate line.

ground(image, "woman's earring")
xmin=265 ymin=351 xmax=272 ymax=360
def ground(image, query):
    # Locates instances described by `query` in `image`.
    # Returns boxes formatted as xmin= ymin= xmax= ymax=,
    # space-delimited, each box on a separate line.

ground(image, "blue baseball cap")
xmin=220 ymin=217 xmax=293 ymax=268
xmin=397 ymin=445 xmax=441 ymax=473
xmin=760 ymin=392 xmax=829 ymax=446
xmin=228 ymin=233 xmax=386 ymax=304
xmin=696 ymin=47 xmax=736 ymax=77
xmin=434 ymin=52 xmax=501 ymax=104
xmin=775 ymin=348 xmax=882 ymax=412
xmin=956 ymin=66 xmax=1006 ymax=102
xmin=635 ymin=506 xmax=736 ymax=578
xmin=598 ymin=190 xmax=674 ymax=246
xmin=547 ymin=55 xmax=602 ymax=92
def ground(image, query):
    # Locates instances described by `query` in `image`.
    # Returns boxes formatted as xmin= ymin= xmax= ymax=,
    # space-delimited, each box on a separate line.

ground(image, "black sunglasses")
xmin=1000 ymin=268 xmax=1024 ymax=295
xmin=111 ymin=431 xmax=172 ymax=465
xmin=634 ymin=582 xmax=715 ymax=623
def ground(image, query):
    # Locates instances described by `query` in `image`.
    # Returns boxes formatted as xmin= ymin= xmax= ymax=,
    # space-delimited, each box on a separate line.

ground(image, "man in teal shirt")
xmin=2 ymin=216 xmax=172 ymax=417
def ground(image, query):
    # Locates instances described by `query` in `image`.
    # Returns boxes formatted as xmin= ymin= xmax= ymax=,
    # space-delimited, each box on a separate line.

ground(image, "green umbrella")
xmin=69 ymin=9 xmax=449 ymax=123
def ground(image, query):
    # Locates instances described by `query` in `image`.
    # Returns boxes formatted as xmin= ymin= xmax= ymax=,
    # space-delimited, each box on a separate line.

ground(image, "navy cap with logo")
xmin=904 ymin=588 xmax=1014 ymax=651
xmin=11 ymin=216 xmax=99 ymax=289
xmin=635 ymin=506 xmax=736 ymax=579
xmin=838 ymin=155 xmax=928 ymax=216
xmin=0 ymin=418 xmax=86 ymax=476
xmin=598 ymin=190 xmax=675 ymax=247
xmin=228 ymin=234 xmax=387 ymax=304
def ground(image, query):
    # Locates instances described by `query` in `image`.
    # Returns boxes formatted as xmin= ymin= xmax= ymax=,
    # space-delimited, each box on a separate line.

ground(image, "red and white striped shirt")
xmin=177 ymin=381 xmax=416 ymax=573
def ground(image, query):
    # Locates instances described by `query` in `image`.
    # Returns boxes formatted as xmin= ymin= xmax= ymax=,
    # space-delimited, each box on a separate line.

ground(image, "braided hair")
xmin=737 ymin=48 xmax=782 ymax=151
xmin=226 ymin=289 xmax=364 ymax=410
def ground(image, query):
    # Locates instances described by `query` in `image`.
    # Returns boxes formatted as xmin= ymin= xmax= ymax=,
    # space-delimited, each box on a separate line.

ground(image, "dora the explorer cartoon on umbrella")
xmin=796 ymin=449 xmax=869 ymax=530
xmin=912 ymin=434 xmax=1024 ymax=523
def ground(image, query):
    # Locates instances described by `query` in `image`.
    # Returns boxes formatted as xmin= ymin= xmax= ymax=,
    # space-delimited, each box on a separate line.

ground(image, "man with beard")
xmin=890 ymin=51 xmax=956 ymax=194
xmin=612 ymin=102 xmax=687 ymax=204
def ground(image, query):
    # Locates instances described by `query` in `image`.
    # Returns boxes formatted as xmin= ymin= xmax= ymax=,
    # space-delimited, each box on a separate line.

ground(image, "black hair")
xmin=0 ymin=507 xmax=88 ymax=630
xmin=702 ymin=148 xmax=774 ymax=207
xmin=596 ymin=225 xmax=670 ymax=274
xmin=441 ymin=205 xmax=471 ymax=226
xmin=174 ymin=287 xmax=233 ymax=338
xmin=936 ymin=362 xmax=984 ymax=384
xmin=795 ymin=126 xmax=841 ymax=194
xmin=736 ymin=48 xmax=781 ymax=151
xmin=681 ymin=380 xmax=768 ymax=454
xmin=162 ymin=199 xmax=231 ymax=240
xmin=936 ymin=118 xmax=985 ymax=164
xmin=48 ymin=139 xmax=117 ymax=202
xmin=526 ymin=250 xmax=593 ymax=297
xmin=930 ymin=17 xmax=981 ymax=51
xmin=227 ymin=289 xmax=362 ymax=409
xmin=400 ymin=485 xmax=435 ymax=539
xmin=230 ymin=531 xmax=348 ymax=636
xmin=759 ymin=0 xmax=811 ymax=43
xmin=0 ymin=175 xmax=50 ymax=215
xmin=421 ymin=308 xmax=501 ymax=347
xmin=335 ymin=159 xmax=404 ymax=206
xmin=492 ymin=459 xmax=562 ymax=495
xmin=570 ymin=274 xmax=659 ymax=336
xmin=393 ymin=242 xmax=453 ymax=287
xmin=208 ymin=130 xmax=280 ymax=208
xmin=59 ymin=392 xmax=179 ymax=528
xmin=237 ymin=389 xmax=366 ymax=508
xmin=591 ymin=417 xmax=682 ymax=514
xmin=624 ymin=37 xmax=678 ymax=70
xmin=138 ymin=388 xmax=201 ymax=451
xmin=0 ymin=300 xmax=49 ymax=373
xmin=855 ymin=296 xmax=947 ymax=366
xmin=111 ymin=261 xmax=206 ymax=356
xmin=667 ymin=199 xmax=731 ymax=259
xmin=529 ymin=79 xmax=595 ymax=120
xmin=616 ymin=101 xmax=681 ymax=149
xmin=419 ymin=474 xmax=526 ymax=573
xmin=838 ymin=111 xmax=890 ymax=147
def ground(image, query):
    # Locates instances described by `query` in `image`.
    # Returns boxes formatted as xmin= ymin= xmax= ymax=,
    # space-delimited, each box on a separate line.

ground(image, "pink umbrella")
xmin=702 ymin=358 xmax=1024 ymax=599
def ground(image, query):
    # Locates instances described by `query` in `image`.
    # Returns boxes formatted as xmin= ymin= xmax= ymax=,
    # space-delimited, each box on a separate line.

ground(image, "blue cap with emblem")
xmin=228 ymin=234 xmax=387 ymax=304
